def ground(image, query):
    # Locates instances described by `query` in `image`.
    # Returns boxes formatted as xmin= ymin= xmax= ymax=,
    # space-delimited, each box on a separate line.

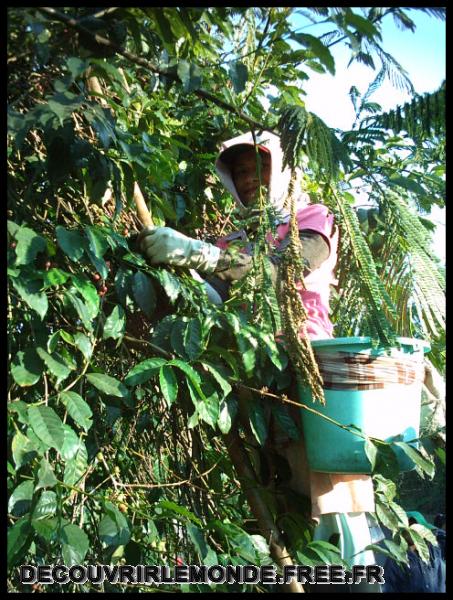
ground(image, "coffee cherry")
xmin=10 ymin=242 xmax=16 ymax=249
xmin=93 ymin=273 xmax=101 ymax=282
xmin=45 ymin=261 xmax=52 ymax=270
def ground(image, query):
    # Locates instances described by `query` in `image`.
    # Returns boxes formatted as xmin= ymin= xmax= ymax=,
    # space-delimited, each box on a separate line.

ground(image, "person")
xmin=434 ymin=513 xmax=446 ymax=561
xmin=137 ymin=131 xmax=380 ymax=591
xmin=382 ymin=512 xmax=446 ymax=593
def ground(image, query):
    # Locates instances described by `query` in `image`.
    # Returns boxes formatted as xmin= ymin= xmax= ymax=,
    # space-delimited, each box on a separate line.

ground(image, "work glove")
xmin=138 ymin=226 xmax=221 ymax=273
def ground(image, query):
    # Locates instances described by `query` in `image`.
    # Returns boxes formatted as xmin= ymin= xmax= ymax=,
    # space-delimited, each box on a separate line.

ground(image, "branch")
xmin=37 ymin=7 xmax=277 ymax=136
xmin=224 ymin=425 xmax=305 ymax=593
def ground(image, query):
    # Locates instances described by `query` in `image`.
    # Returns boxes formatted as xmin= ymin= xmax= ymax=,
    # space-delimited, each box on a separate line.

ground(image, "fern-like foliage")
xmin=384 ymin=191 xmax=445 ymax=337
xmin=277 ymin=105 xmax=352 ymax=180
xmin=364 ymin=82 xmax=446 ymax=139
xmin=327 ymin=190 xmax=399 ymax=346
xmin=330 ymin=187 xmax=445 ymax=353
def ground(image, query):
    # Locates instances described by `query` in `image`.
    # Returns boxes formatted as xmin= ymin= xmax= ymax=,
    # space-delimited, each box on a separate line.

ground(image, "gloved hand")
xmin=138 ymin=226 xmax=221 ymax=273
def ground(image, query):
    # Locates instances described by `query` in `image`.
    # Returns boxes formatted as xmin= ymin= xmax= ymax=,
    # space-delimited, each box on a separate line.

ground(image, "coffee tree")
xmin=8 ymin=7 xmax=445 ymax=592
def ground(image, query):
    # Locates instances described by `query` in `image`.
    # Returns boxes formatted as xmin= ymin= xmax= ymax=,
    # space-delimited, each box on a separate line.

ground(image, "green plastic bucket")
xmin=299 ymin=337 xmax=430 ymax=474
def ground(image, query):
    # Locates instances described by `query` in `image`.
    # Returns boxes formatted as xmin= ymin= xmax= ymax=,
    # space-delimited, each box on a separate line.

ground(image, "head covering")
xmin=406 ymin=511 xmax=436 ymax=530
xmin=215 ymin=131 xmax=309 ymax=222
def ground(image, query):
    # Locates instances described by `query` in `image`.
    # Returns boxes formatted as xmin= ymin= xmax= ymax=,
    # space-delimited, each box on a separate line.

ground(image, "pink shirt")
xmin=217 ymin=204 xmax=338 ymax=340
xmin=272 ymin=204 xmax=338 ymax=339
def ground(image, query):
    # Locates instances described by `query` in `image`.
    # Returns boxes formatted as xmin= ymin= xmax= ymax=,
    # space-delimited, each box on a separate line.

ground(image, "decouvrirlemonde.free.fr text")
xmin=20 ymin=564 xmax=385 ymax=586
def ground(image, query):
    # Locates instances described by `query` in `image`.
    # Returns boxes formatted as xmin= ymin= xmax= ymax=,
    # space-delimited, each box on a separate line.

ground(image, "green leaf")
xmin=393 ymin=441 xmax=435 ymax=478
xmin=71 ymin=275 xmax=100 ymax=319
xmin=248 ymin=396 xmax=268 ymax=446
xmin=152 ymin=8 xmax=175 ymax=44
xmin=195 ymin=384 xmax=219 ymax=429
xmin=308 ymin=540 xmax=344 ymax=564
xmin=388 ymin=175 xmax=427 ymax=196
xmin=33 ymin=490 xmax=57 ymax=520
xmin=202 ymin=363 xmax=232 ymax=399
xmin=42 ymin=268 xmax=70 ymax=288
xmin=168 ymin=360 xmax=206 ymax=402
xmin=55 ymin=226 xmax=86 ymax=261
xmin=8 ymin=480 xmax=34 ymax=516
xmin=159 ymin=366 xmax=178 ymax=407
xmin=187 ymin=523 xmax=217 ymax=565
xmin=8 ymin=219 xmax=21 ymax=237
xmin=32 ymin=516 xmax=68 ymax=542
xmin=36 ymin=347 xmax=71 ymax=383
xmin=14 ymin=226 xmax=46 ymax=265
xmin=170 ymin=319 xmax=188 ymax=358
xmin=8 ymin=400 xmax=30 ymax=425
xmin=382 ymin=538 xmax=409 ymax=563
xmin=217 ymin=397 xmax=238 ymax=435
xmin=291 ymin=33 xmax=335 ymax=75
xmin=177 ymin=60 xmax=202 ymax=92
xmin=103 ymin=305 xmax=126 ymax=340
xmin=26 ymin=426 xmax=50 ymax=455
xmin=60 ymin=391 xmax=93 ymax=432
xmin=364 ymin=438 xmax=378 ymax=471
xmin=229 ymin=61 xmax=248 ymax=94
xmin=59 ymin=347 xmax=77 ymax=371
xmin=345 ymin=13 xmax=380 ymax=39
xmin=47 ymin=91 xmax=84 ymax=123
xmin=60 ymin=424 xmax=80 ymax=461
xmin=183 ymin=318 xmax=204 ymax=360
xmin=86 ymin=372 xmax=129 ymax=398
xmin=47 ymin=329 xmax=71 ymax=353
xmin=124 ymin=357 xmax=167 ymax=386
xmin=406 ymin=527 xmax=430 ymax=564
xmin=60 ymin=523 xmax=90 ymax=565
xmin=374 ymin=442 xmax=400 ymax=480
xmin=73 ymin=332 xmax=93 ymax=361
xmin=114 ymin=267 xmax=133 ymax=306
xmin=152 ymin=269 xmax=181 ymax=302
xmin=35 ymin=458 xmax=58 ymax=491
xmin=11 ymin=430 xmax=38 ymax=469
xmin=85 ymin=225 xmax=109 ymax=258
xmin=8 ymin=516 xmax=33 ymax=569
xmin=376 ymin=501 xmax=399 ymax=531
xmin=12 ymin=278 xmax=48 ymax=320
xmin=66 ymin=57 xmax=88 ymax=80
xmin=65 ymin=290 xmax=93 ymax=331
xmin=388 ymin=500 xmax=409 ymax=527
xmin=156 ymin=500 xmax=202 ymax=526
xmin=236 ymin=332 xmax=257 ymax=376
xmin=99 ymin=501 xmax=131 ymax=547
xmin=63 ymin=438 xmax=88 ymax=486
xmin=28 ymin=405 xmax=65 ymax=453
xmin=271 ymin=404 xmax=300 ymax=441
xmin=132 ymin=272 xmax=156 ymax=318
xmin=11 ymin=349 xmax=43 ymax=387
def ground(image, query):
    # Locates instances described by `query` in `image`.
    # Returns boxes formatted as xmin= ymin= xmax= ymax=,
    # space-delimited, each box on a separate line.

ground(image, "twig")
xmin=36 ymin=7 xmax=277 ymax=136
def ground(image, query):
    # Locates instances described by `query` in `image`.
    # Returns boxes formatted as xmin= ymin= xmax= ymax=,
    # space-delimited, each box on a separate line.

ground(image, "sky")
xmin=288 ymin=9 xmax=446 ymax=261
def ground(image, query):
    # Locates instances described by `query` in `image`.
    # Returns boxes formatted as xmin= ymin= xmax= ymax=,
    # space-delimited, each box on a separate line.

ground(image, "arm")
xmin=212 ymin=229 xmax=330 ymax=283
xmin=137 ymin=226 xmax=220 ymax=273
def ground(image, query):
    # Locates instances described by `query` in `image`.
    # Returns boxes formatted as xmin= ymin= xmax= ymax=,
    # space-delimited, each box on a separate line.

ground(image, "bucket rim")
xmin=311 ymin=336 xmax=430 ymax=353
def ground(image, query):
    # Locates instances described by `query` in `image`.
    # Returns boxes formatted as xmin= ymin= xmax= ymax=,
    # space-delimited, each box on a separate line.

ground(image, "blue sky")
xmin=289 ymin=9 xmax=445 ymax=261
xmin=295 ymin=9 xmax=446 ymax=129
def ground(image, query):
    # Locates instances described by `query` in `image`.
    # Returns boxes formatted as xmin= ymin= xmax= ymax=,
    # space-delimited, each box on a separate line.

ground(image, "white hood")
xmin=215 ymin=131 xmax=309 ymax=222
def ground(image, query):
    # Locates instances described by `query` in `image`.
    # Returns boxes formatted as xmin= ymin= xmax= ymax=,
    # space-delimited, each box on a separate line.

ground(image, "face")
xmin=231 ymin=149 xmax=271 ymax=206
